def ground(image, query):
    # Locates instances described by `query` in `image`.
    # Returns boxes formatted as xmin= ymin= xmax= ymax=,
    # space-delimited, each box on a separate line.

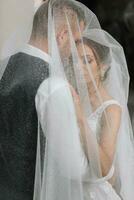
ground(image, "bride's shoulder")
xmin=101 ymin=98 xmax=122 ymax=126
xmin=101 ymin=88 xmax=122 ymax=109
xmin=100 ymin=89 xmax=122 ymax=119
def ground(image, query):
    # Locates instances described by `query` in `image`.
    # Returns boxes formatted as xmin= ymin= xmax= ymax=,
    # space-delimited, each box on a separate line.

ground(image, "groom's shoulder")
xmin=8 ymin=52 xmax=48 ymax=66
xmin=3 ymin=52 xmax=49 ymax=81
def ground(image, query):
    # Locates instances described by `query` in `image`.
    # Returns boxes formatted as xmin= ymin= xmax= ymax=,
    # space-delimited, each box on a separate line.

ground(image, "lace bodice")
xmin=85 ymin=99 xmax=121 ymax=182
xmin=84 ymin=99 xmax=122 ymax=200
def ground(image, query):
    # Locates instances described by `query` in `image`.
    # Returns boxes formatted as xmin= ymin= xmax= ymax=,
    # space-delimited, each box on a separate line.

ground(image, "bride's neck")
xmin=87 ymin=79 xmax=104 ymax=108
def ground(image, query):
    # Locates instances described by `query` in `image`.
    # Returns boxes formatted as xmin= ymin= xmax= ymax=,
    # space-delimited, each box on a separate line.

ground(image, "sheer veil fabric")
xmin=0 ymin=0 xmax=134 ymax=200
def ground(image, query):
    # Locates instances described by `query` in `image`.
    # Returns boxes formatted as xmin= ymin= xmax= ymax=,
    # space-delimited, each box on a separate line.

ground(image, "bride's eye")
xmin=87 ymin=58 xmax=93 ymax=64
xmin=82 ymin=57 xmax=92 ymax=65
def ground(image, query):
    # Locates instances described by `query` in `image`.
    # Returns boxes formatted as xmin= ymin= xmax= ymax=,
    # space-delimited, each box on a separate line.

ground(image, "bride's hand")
xmin=69 ymin=84 xmax=85 ymax=124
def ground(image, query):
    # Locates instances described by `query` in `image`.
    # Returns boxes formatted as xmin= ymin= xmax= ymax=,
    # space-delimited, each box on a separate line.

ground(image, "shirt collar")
xmin=21 ymin=44 xmax=50 ymax=63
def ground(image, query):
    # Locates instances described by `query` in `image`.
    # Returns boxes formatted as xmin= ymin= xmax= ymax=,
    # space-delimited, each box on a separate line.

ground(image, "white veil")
xmin=0 ymin=0 xmax=134 ymax=200
xmin=34 ymin=0 xmax=134 ymax=200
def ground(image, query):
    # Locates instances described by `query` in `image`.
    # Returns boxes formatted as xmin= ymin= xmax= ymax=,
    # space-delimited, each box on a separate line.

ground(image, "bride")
xmin=34 ymin=0 xmax=134 ymax=200
xmin=69 ymin=36 xmax=122 ymax=199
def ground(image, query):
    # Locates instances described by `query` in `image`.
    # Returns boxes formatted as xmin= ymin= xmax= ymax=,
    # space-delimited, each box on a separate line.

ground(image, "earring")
xmin=100 ymin=68 xmax=106 ymax=81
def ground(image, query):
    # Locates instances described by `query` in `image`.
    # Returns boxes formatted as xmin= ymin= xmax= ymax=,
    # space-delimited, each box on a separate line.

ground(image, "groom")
xmin=0 ymin=1 xmax=85 ymax=200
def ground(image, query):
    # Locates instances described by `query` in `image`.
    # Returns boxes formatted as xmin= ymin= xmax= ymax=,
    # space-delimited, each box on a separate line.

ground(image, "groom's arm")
xmin=35 ymin=80 xmax=90 ymax=181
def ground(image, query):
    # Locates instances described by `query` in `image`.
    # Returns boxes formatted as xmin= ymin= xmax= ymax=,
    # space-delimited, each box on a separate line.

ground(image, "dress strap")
xmin=98 ymin=99 xmax=122 ymax=116
xmin=97 ymin=99 xmax=121 ymax=114
xmin=102 ymin=99 xmax=121 ymax=109
xmin=89 ymin=99 xmax=122 ymax=118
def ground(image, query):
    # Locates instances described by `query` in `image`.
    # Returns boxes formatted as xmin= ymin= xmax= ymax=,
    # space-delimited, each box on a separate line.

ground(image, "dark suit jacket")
xmin=0 ymin=52 xmax=49 ymax=200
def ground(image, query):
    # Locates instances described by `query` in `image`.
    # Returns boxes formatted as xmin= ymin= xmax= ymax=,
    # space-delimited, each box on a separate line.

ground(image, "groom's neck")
xmin=29 ymin=38 xmax=48 ymax=54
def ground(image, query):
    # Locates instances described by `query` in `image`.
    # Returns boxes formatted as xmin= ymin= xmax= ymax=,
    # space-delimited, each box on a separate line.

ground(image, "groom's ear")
xmin=57 ymin=29 xmax=69 ymax=47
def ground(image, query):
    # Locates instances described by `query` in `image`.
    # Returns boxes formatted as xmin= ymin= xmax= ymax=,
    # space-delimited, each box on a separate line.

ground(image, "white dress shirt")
xmin=21 ymin=44 xmax=51 ymax=63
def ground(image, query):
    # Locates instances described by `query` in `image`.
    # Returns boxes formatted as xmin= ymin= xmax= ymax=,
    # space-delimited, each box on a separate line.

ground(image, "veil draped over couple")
xmin=0 ymin=0 xmax=134 ymax=200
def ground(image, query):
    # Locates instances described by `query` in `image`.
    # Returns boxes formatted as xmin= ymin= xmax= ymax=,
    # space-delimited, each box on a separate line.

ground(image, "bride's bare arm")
xmin=99 ymin=105 xmax=122 ymax=181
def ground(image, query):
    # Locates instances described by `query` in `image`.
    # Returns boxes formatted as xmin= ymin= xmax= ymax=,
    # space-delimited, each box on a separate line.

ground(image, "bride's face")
xmin=77 ymin=43 xmax=100 ymax=84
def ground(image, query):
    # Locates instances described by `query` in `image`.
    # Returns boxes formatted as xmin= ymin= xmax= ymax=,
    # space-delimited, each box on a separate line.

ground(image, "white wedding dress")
xmin=35 ymin=78 xmax=122 ymax=200
xmin=84 ymin=100 xmax=122 ymax=200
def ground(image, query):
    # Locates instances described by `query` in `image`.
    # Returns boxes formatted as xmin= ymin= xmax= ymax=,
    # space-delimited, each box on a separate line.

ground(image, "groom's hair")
xmin=31 ymin=0 xmax=85 ymax=40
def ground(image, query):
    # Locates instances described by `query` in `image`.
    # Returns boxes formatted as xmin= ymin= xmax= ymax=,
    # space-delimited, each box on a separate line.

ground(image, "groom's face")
xmin=73 ymin=20 xmax=85 ymax=44
xmin=57 ymin=20 xmax=85 ymax=59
